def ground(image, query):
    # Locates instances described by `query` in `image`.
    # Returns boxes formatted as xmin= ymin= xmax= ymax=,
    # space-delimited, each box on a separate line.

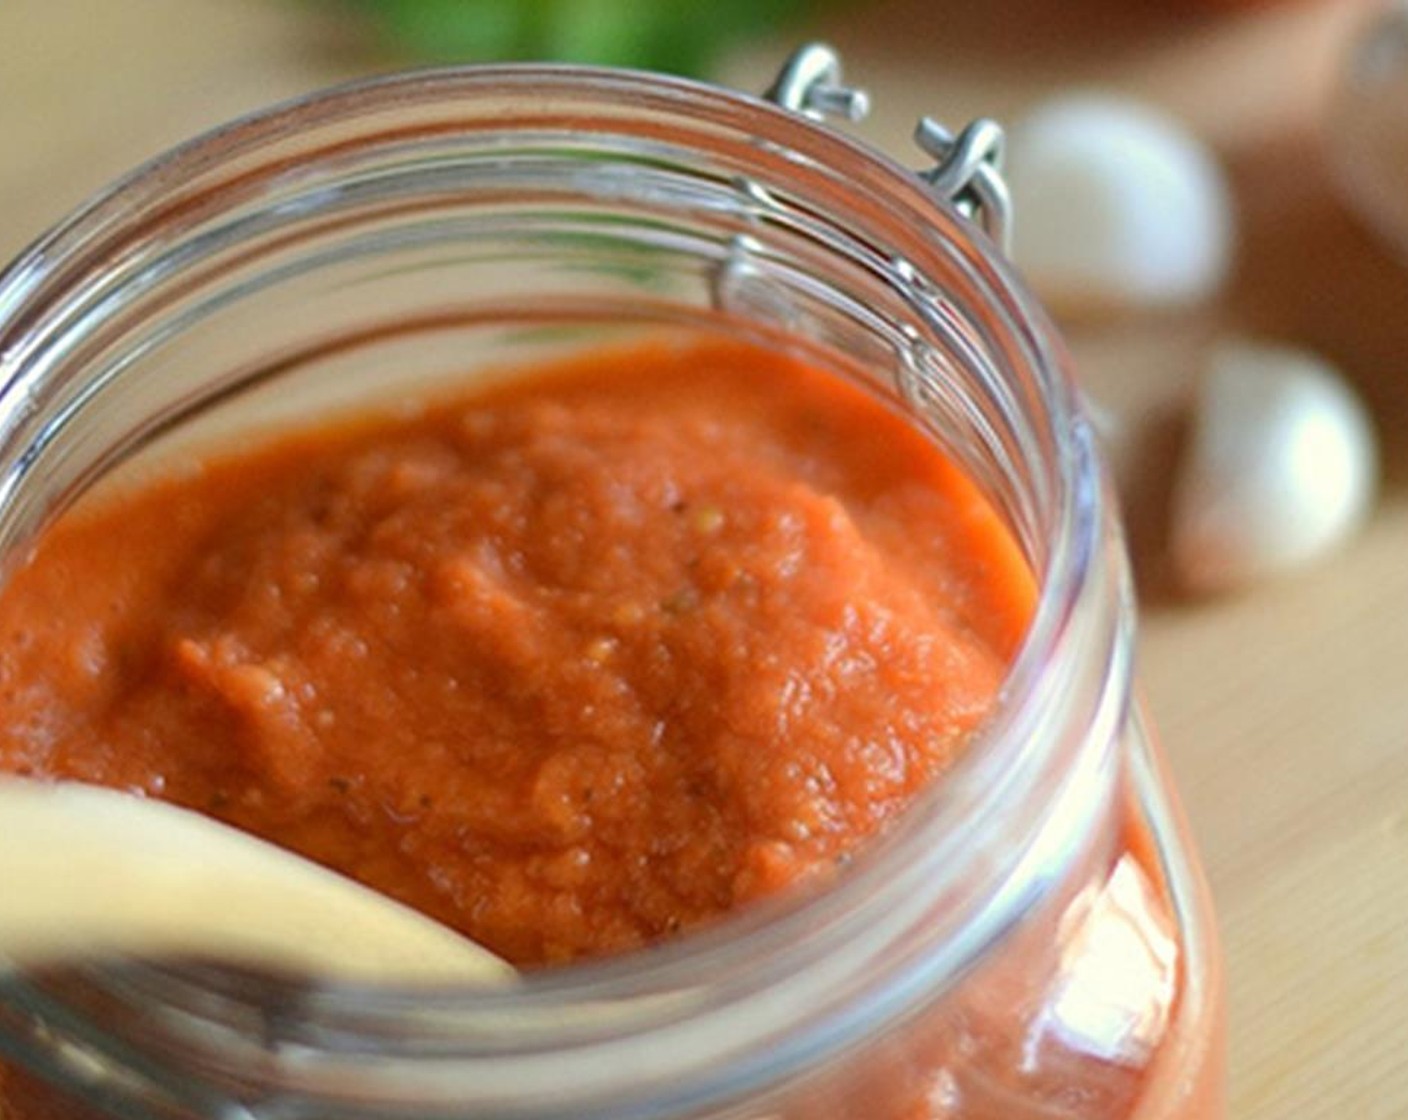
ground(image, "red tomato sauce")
xmin=0 ymin=337 xmax=1034 ymax=963
xmin=0 ymin=336 xmax=1047 ymax=1114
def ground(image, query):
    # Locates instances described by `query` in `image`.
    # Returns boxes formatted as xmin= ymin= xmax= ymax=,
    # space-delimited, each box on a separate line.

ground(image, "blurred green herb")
xmin=341 ymin=0 xmax=815 ymax=76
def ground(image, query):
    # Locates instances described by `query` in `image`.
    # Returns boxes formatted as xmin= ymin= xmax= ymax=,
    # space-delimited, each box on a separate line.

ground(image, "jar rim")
xmin=0 ymin=59 xmax=1127 ymax=1116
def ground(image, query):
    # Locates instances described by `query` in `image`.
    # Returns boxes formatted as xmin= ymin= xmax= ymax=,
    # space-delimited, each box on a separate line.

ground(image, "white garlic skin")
xmin=1008 ymin=94 xmax=1235 ymax=312
xmin=1171 ymin=342 xmax=1378 ymax=593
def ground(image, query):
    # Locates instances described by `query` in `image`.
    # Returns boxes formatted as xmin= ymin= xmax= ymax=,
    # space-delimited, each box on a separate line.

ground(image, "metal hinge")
xmin=763 ymin=43 xmax=1013 ymax=253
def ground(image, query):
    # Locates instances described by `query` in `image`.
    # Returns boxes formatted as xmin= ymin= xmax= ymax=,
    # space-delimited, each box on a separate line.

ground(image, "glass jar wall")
xmin=0 ymin=62 xmax=1223 ymax=1120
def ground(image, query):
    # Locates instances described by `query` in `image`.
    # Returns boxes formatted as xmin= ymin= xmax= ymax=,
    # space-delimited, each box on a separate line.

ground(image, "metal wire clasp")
xmin=764 ymin=42 xmax=870 ymax=123
xmin=763 ymin=44 xmax=1014 ymax=254
xmin=914 ymin=117 xmax=1012 ymax=253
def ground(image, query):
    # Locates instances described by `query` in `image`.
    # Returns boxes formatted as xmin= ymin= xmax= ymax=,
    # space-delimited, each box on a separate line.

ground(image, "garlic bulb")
xmin=1007 ymin=94 xmax=1235 ymax=313
xmin=1171 ymin=341 xmax=1377 ymax=593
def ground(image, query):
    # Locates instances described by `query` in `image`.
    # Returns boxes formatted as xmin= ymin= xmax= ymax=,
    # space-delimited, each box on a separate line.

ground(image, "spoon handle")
xmin=0 ymin=780 xmax=513 ymax=984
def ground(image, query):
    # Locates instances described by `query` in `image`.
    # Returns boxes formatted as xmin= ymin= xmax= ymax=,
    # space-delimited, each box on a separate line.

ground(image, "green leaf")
xmin=358 ymin=0 xmax=531 ymax=62
xmin=345 ymin=0 xmax=822 ymax=74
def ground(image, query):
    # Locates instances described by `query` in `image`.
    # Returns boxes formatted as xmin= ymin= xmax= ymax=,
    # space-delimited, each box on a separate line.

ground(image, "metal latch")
xmin=763 ymin=43 xmax=1013 ymax=253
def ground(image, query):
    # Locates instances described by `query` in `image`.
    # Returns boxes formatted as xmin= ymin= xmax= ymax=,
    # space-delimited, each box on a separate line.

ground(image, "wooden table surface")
xmin=4 ymin=1 xmax=1406 ymax=1116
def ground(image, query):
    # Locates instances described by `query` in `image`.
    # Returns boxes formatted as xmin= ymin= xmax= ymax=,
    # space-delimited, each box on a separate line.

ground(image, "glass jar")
xmin=0 ymin=49 xmax=1224 ymax=1120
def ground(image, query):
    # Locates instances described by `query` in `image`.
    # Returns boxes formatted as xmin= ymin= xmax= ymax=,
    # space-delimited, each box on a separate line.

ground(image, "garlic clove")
xmin=1171 ymin=341 xmax=1377 ymax=593
xmin=1007 ymin=94 xmax=1235 ymax=314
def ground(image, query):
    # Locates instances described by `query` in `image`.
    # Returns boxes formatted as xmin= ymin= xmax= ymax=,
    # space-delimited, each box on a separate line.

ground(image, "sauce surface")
xmin=0 ymin=337 xmax=1034 ymax=966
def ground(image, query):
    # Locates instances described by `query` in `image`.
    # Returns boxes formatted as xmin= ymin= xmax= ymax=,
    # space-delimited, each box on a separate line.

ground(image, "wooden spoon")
xmin=0 ymin=780 xmax=514 ymax=984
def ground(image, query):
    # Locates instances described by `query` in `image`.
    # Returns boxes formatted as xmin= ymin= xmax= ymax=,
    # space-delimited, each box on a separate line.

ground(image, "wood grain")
xmin=2 ymin=1 xmax=1406 ymax=1116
